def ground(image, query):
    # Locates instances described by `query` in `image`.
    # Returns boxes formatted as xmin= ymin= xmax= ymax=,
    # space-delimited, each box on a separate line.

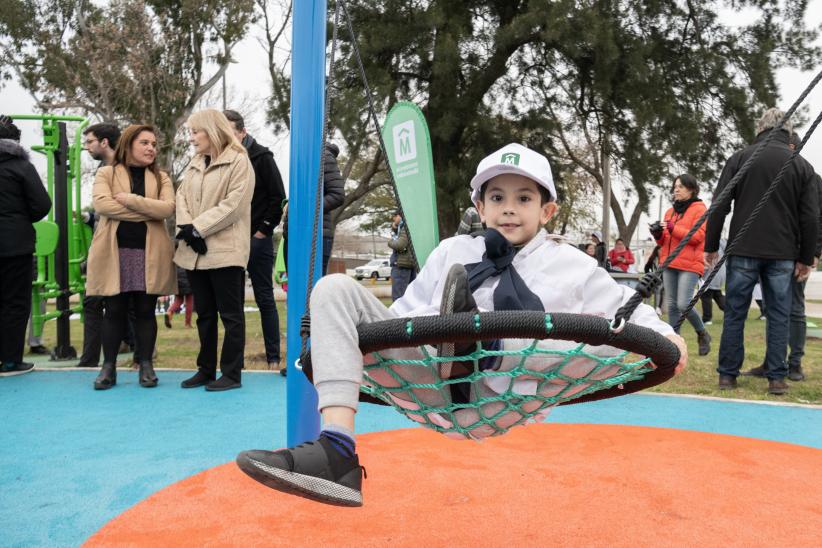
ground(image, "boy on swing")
xmin=237 ymin=143 xmax=688 ymax=506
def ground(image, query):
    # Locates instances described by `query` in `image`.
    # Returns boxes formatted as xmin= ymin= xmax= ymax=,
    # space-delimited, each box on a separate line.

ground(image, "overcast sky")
xmin=3 ymin=1 xmax=821 ymax=197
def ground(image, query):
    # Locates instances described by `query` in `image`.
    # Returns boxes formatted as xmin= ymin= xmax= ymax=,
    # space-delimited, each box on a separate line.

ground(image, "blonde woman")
xmin=175 ymin=109 xmax=254 ymax=391
xmin=86 ymin=124 xmax=176 ymax=390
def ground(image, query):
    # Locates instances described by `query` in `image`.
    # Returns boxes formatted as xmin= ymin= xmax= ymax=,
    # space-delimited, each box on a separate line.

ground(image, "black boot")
xmin=138 ymin=361 xmax=158 ymax=388
xmin=94 ymin=363 xmax=117 ymax=390
xmin=697 ymin=330 xmax=712 ymax=356
xmin=788 ymin=365 xmax=805 ymax=382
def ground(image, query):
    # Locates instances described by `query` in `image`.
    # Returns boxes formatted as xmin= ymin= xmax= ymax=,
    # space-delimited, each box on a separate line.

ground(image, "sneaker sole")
xmin=236 ymin=453 xmax=362 ymax=507
xmin=0 ymin=367 xmax=35 ymax=377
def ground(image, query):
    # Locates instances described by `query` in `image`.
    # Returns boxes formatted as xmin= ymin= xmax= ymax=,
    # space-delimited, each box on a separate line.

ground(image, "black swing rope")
xmin=296 ymin=0 xmax=681 ymax=394
xmin=614 ymin=67 xmax=822 ymax=331
xmin=299 ymin=0 xmax=420 ymax=357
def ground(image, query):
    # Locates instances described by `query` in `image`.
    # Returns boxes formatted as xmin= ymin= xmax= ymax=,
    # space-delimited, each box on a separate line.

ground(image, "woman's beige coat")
xmin=86 ymin=165 xmax=177 ymax=296
xmin=174 ymin=147 xmax=254 ymax=270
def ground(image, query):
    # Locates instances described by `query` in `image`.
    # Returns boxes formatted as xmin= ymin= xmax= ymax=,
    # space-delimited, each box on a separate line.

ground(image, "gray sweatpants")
xmin=310 ymin=274 xmax=447 ymax=412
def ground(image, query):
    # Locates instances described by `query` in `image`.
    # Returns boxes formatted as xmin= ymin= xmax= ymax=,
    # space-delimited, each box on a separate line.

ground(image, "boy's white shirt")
xmin=384 ymin=229 xmax=674 ymax=438
xmin=390 ymin=229 xmax=672 ymax=338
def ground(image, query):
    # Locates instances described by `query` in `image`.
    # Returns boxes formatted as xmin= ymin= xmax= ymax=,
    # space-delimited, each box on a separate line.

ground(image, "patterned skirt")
xmin=118 ymin=248 xmax=146 ymax=293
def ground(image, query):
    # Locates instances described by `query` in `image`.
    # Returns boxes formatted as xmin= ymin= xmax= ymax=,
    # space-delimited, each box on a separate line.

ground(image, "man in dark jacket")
xmin=745 ymin=133 xmax=822 ymax=382
xmin=388 ymin=211 xmax=416 ymax=300
xmin=281 ymin=142 xmax=345 ymax=275
xmin=224 ymin=110 xmax=287 ymax=369
xmin=77 ymin=123 xmax=122 ymax=368
xmin=0 ymin=116 xmax=52 ymax=376
xmin=705 ymin=108 xmax=819 ymax=395
xmin=319 ymin=143 xmax=345 ymax=273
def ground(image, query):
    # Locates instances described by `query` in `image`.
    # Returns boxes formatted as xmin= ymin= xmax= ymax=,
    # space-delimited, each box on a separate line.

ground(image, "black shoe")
xmin=236 ymin=436 xmax=365 ymax=507
xmin=437 ymin=264 xmax=479 ymax=374
xmin=718 ymin=374 xmax=737 ymax=390
xmin=29 ymin=345 xmax=49 ymax=355
xmin=697 ymin=330 xmax=711 ymax=356
xmin=741 ymin=365 xmax=767 ymax=378
xmin=94 ymin=363 xmax=117 ymax=390
xmin=0 ymin=362 xmax=35 ymax=377
xmin=205 ymin=376 xmax=241 ymax=391
xmin=280 ymin=367 xmax=287 ymax=377
xmin=181 ymin=370 xmax=215 ymax=388
xmin=164 ymin=313 xmax=172 ymax=329
xmin=138 ymin=361 xmax=158 ymax=388
xmin=788 ymin=365 xmax=805 ymax=382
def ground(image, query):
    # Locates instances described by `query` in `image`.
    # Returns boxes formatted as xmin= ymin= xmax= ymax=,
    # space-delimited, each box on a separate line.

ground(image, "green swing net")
xmin=299 ymin=0 xmax=822 ymax=440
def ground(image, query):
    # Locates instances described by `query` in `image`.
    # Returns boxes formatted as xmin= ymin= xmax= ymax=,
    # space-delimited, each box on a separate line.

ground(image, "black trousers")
xmin=700 ymin=288 xmax=726 ymax=322
xmin=189 ymin=267 xmax=245 ymax=382
xmin=247 ymin=235 xmax=280 ymax=363
xmin=102 ymin=292 xmax=158 ymax=364
xmin=78 ymin=296 xmax=104 ymax=366
xmin=0 ymin=254 xmax=33 ymax=365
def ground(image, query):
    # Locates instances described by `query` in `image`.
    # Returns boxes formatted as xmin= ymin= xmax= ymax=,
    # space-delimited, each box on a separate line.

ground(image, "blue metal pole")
xmin=286 ymin=0 xmax=325 ymax=446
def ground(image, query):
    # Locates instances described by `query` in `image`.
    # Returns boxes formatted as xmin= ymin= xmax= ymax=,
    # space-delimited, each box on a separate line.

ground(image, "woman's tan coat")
xmin=86 ymin=165 xmax=177 ymax=296
xmin=174 ymin=147 xmax=254 ymax=270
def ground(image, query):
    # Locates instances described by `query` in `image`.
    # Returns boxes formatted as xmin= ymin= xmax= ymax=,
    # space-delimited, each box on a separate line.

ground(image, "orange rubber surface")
xmin=86 ymin=424 xmax=822 ymax=547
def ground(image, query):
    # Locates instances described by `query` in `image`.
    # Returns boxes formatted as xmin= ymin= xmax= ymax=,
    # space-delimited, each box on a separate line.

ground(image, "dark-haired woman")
xmin=652 ymin=174 xmax=711 ymax=356
xmin=86 ymin=124 xmax=176 ymax=389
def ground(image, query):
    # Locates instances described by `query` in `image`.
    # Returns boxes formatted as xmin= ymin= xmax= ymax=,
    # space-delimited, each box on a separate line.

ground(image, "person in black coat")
xmin=705 ymin=108 xmax=819 ymax=395
xmin=0 ymin=116 xmax=52 ymax=376
xmin=224 ymin=110 xmax=287 ymax=368
xmin=282 ymin=142 xmax=346 ymax=275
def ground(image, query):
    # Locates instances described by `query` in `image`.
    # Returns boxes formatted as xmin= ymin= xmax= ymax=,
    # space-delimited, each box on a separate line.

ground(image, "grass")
xmin=35 ymin=300 xmax=822 ymax=405
xmin=646 ymin=310 xmax=822 ymax=406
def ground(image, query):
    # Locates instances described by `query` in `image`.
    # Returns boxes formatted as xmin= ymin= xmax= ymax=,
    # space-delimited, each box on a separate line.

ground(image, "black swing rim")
xmin=300 ymin=311 xmax=681 ymax=404
xmin=355 ymin=311 xmax=680 ymax=368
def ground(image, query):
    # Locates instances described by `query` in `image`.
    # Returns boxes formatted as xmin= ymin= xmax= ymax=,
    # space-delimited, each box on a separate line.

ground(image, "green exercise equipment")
xmin=14 ymin=114 xmax=90 ymax=359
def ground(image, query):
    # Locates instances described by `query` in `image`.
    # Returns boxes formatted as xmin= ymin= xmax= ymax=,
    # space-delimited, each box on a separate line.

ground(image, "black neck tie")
xmin=464 ymin=228 xmax=544 ymax=312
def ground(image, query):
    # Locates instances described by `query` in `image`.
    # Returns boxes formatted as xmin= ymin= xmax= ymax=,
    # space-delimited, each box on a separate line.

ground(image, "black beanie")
xmin=0 ymin=115 xmax=21 ymax=142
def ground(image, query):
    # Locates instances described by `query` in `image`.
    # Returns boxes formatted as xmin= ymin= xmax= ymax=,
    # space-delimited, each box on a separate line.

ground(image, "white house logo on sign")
xmin=392 ymin=120 xmax=417 ymax=163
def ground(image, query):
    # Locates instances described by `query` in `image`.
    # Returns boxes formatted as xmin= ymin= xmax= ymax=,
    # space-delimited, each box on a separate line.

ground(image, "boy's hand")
xmin=664 ymin=333 xmax=688 ymax=375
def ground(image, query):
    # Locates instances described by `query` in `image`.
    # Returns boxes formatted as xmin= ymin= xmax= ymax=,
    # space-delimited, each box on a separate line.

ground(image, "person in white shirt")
xmin=236 ymin=143 xmax=688 ymax=507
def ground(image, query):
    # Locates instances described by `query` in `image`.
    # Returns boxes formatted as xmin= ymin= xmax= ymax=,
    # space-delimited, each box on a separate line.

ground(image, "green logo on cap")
xmin=501 ymin=152 xmax=520 ymax=165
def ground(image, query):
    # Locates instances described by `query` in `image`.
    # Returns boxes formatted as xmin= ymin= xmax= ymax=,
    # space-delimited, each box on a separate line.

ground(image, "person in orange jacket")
xmin=651 ymin=174 xmax=711 ymax=356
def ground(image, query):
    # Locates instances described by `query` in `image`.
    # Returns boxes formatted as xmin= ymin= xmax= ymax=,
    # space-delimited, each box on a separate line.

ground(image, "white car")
xmin=354 ymin=259 xmax=392 ymax=280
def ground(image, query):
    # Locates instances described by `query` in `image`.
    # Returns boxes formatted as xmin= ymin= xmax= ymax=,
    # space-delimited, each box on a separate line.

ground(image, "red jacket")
xmin=656 ymin=200 xmax=707 ymax=276
xmin=608 ymin=248 xmax=635 ymax=272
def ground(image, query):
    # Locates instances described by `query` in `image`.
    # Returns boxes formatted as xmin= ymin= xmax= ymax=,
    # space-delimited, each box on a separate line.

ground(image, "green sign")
xmin=382 ymin=102 xmax=439 ymax=266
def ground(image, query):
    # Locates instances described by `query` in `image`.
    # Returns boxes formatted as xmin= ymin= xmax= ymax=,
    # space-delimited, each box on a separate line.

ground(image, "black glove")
xmin=176 ymin=224 xmax=207 ymax=254
xmin=649 ymin=221 xmax=664 ymax=240
xmin=175 ymin=224 xmax=195 ymax=243
xmin=188 ymin=237 xmax=208 ymax=255
xmin=0 ymin=115 xmax=12 ymax=127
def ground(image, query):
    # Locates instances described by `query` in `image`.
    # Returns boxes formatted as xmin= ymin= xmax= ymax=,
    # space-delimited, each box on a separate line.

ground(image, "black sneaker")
xmin=0 ymin=362 xmax=35 ymax=377
xmin=437 ymin=264 xmax=479 ymax=371
xmin=236 ymin=436 xmax=365 ymax=507
xmin=29 ymin=345 xmax=50 ymax=355
xmin=205 ymin=376 xmax=241 ymax=391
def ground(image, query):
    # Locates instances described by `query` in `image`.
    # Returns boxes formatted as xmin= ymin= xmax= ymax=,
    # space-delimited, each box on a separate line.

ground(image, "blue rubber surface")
xmin=1 ymin=370 xmax=820 ymax=547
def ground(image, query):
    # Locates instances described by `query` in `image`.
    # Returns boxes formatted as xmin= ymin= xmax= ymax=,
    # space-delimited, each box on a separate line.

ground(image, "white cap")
xmin=470 ymin=143 xmax=556 ymax=203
